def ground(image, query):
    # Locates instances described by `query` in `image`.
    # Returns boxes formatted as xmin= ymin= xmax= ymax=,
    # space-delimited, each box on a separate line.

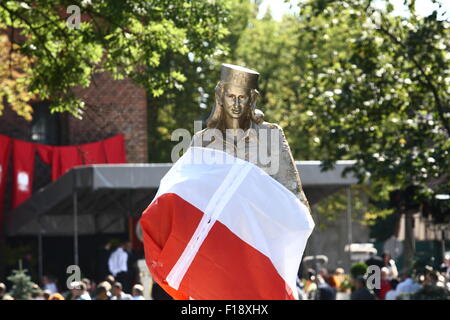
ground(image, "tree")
xmin=6 ymin=268 xmax=41 ymax=300
xmin=293 ymin=0 xmax=449 ymax=203
xmin=291 ymin=0 xmax=450 ymax=269
xmin=0 ymin=0 xmax=232 ymax=119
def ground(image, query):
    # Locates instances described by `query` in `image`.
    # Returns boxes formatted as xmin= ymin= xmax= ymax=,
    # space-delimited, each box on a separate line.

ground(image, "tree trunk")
xmin=403 ymin=210 xmax=415 ymax=271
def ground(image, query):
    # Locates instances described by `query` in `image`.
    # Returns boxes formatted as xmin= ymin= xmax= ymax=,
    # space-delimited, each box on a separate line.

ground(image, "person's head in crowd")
xmin=82 ymin=278 xmax=92 ymax=292
xmin=307 ymin=268 xmax=316 ymax=281
xmin=103 ymin=239 xmax=112 ymax=250
xmin=354 ymin=276 xmax=367 ymax=290
xmin=319 ymin=268 xmax=328 ymax=278
xmin=105 ymin=275 xmax=115 ymax=285
xmin=444 ymin=254 xmax=450 ymax=266
xmin=95 ymin=285 xmax=110 ymax=300
xmin=327 ymin=273 xmax=338 ymax=287
xmin=382 ymin=252 xmax=391 ymax=264
xmin=42 ymin=290 xmax=51 ymax=300
xmin=335 ymin=268 xmax=345 ymax=275
xmin=0 ymin=282 xmax=6 ymax=298
xmin=31 ymin=284 xmax=43 ymax=300
xmin=389 ymin=279 xmax=399 ymax=290
xmin=49 ymin=293 xmax=65 ymax=300
xmin=70 ymin=281 xmax=87 ymax=299
xmin=125 ymin=241 xmax=133 ymax=252
xmin=132 ymin=284 xmax=144 ymax=298
xmin=400 ymin=271 xmax=412 ymax=281
xmin=112 ymin=282 xmax=124 ymax=297
xmin=119 ymin=240 xmax=129 ymax=250
xmin=99 ymin=281 xmax=112 ymax=293
xmin=425 ymin=271 xmax=439 ymax=284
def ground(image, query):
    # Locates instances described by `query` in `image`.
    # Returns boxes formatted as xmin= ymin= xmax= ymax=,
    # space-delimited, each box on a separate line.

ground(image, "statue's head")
xmin=207 ymin=64 xmax=263 ymax=129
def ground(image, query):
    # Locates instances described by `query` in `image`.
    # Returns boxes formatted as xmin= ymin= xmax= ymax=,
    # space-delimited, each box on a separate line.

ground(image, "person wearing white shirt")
xmin=42 ymin=275 xmax=58 ymax=294
xmin=132 ymin=284 xmax=145 ymax=300
xmin=70 ymin=281 xmax=92 ymax=300
xmin=395 ymin=273 xmax=422 ymax=299
xmin=382 ymin=253 xmax=398 ymax=280
xmin=111 ymin=282 xmax=132 ymax=300
xmin=108 ymin=242 xmax=129 ymax=285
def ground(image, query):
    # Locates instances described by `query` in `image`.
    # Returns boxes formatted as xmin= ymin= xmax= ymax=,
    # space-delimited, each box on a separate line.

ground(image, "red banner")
xmin=12 ymin=139 xmax=35 ymax=208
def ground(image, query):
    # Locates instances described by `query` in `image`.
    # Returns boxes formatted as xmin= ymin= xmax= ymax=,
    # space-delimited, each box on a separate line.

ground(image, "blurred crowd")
xmin=1 ymin=244 xmax=449 ymax=300
xmin=0 ymin=275 xmax=146 ymax=300
xmin=297 ymin=252 xmax=450 ymax=300
xmin=0 ymin=239 xmax=163 ymax=300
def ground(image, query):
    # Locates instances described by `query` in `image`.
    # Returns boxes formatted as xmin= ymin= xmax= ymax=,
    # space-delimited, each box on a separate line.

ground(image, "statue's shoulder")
xmin=256 ymin=121 xmax=284 ymax=132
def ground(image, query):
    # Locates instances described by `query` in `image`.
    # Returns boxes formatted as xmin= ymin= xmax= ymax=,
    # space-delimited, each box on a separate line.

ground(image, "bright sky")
xmin=258 ymin=0 xmax=450 ymax=21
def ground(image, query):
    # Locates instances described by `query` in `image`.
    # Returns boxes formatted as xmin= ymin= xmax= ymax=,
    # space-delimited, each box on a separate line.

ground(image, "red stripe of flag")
xmin=141 ymin=192 xmax=296 ymax=300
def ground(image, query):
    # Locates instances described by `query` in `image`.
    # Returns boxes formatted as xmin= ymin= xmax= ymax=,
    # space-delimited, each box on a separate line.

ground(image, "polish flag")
xmin=140 ymin=147 xmax=314 ymax=300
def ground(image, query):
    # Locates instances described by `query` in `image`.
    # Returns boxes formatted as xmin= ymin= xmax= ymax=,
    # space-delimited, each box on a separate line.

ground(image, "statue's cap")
xmin=220 ymin=63 xmax=259 ymax=89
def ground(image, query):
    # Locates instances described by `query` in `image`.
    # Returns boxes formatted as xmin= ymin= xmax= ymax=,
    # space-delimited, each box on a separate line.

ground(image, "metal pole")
xmin=38 ymin=229 xmax=43 ymax=283
xmin=346 ymin=187 xmax=353 ymax=272
xmin=73 ymin=189 xmax=79 ymax=266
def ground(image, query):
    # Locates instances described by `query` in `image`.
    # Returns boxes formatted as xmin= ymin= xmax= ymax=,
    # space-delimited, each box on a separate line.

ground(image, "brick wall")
xmin=70 ymin=72 xmax=148 ymax=163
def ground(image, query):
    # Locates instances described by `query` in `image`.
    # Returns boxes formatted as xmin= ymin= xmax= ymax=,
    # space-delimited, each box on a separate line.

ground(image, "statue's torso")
xmin=190 ymin=121 xmax=310 ymax=209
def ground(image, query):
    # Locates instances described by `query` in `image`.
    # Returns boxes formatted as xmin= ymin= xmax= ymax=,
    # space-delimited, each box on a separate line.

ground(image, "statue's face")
xmin=222 ymin=84 xmax=251 ymax=120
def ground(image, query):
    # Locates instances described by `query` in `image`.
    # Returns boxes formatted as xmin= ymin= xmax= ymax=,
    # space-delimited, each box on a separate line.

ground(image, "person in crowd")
xmin=350 ymin=276 xmax=376 ymax=300
xmin=98 ymin=280 xmax=112 ymax=297
xmin=70 ymin=281 xmax=91 ymax=300
xmin=316 ymin=274 xmax=337 ymax=300
xmin=96 ymin=240 xmax=112 ymax=283
xmin=49 ymin=293 xmax=65 ymax=300
xmin=111 ymin=282 xmax=132 ymax=300
xmin=42 ymin=275 xmax=58 ymax=294
xmin=439 ymin=254 xmax=450 ymax=279
xmin=412 ymin=270 xmax=450 ymax=300
xmin=365 ymin=251 xmax=384 ymax=269
xmin=125 ymin=241 xmax=138 ymax=293
xmin=318 ymin=268 xmax=329 ymax=282
xmin=376 ymin=267 xmax=392 ymax=299
xmin=31 ymin=284 xmax=44 ymax=300
xmin=303 ymin=268 xmax=318 ymax=300
xmin=296 ymin=277 xmax=308 ymax=300
xmin=108 ymin=241 xmax=129 ymax=287
xmin=94 ymin=284 xmax=110 ymax=300
xmin=331 ymin=268 xmax=347 ymax=292
xmin=105 ymin=275 xmax=115 ymax=286
xmin=0 ymin=283 xmax=14 ymax=300
xmin=131 ymin=284 xmax=145 ymax=300
xmin=42 ymin=290 xmax=52 ymax=300
xmin=395 ymin=271 xmax=422 ymax=299
xmin=382 ymin=252 xmax=398 ymax=280
xmin=0 ymin=283 xmax=6 ymax=300
xmin=82 ymin=278 xmax=94 ymax=297
xmin=384 ymin=278 xmax=400 ymax=300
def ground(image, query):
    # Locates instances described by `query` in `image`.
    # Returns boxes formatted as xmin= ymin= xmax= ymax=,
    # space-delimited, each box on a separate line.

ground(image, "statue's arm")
xmin=275 ymin=124 xmax=311 ymax=212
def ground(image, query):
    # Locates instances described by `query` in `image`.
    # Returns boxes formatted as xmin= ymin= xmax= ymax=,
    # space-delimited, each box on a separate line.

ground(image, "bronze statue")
xmin=191 ymin=63 xmax=310 ymax=210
